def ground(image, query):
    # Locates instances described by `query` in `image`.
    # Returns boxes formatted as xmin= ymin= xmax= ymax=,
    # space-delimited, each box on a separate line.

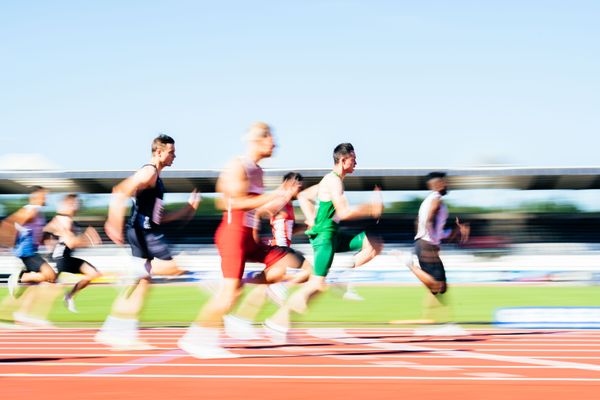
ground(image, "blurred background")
xmin=1 ymin=1 xmax=600 ymax=324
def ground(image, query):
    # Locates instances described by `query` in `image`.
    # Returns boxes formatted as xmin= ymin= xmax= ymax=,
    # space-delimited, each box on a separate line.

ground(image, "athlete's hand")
xmin=304 ymin=218 xmax=315 ymax=229
xmin=104 ymin=219 xmax=124 ymax=245
xmin=188 ymin=189 xmax=202 ymax=210
xmin=276 ymin=183 xmax=295 ymax=202
xmin=456 ymin=217 xmax=470 ymax=244
xmin=370 ymin=186 xmax=384 ymax=219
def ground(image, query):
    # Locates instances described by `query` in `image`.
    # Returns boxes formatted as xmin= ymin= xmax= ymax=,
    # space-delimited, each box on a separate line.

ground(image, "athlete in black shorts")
xmin=96 ymin=134 xmax=200 ymax=350
xmin=44 ymin=194 xmax=102 ymax=313
xmin=404 ymin=172 xmax=470 ymax=335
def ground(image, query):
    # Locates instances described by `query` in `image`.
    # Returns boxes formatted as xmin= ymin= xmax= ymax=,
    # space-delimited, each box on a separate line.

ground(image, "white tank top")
xmin=415 ymin=191 xmax=448 ymax=245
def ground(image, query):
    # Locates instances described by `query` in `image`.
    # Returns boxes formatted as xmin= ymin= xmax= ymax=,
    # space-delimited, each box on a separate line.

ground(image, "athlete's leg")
xmin=285 ymin=257 xmax=312 ymax=285
xmin=265 ymin=236 xmax=334 ymax=332
xmin=353 ymin=233 xmax=383 ymax=267
xmin=151 ymin=258 xmax=186 ymax=276
xmin=242 ymin=252 xmax=303 ymax=285
xmin=421 ymin=290 xmax=450 ymax=323
xmin=337 ymin=232 xmax=382 ymax=300
xmin=408 ymin=240 xmax=451 ymax=324
xmin=197 ymin=278 xmax=243 ymax=326
xmin=66 ymin=262 xmax=101 ymax=300
xmin=21 ymin=262 xmax=56 ymax=284
xmin=95 ymin=256 xmax=154 ymax=349
xmin=233 ymin=248 xmax=303 ymax=322
xmin=266 ymin=275 xmax=327 ymax=330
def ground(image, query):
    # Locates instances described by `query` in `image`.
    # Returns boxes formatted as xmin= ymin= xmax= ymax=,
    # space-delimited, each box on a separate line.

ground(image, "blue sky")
xmin=1 ymin=1 xmax=600 ymax=208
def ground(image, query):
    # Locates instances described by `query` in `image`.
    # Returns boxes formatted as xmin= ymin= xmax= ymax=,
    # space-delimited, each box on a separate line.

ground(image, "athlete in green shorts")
xmin=264 ymin=143 xmax=383 ymax=341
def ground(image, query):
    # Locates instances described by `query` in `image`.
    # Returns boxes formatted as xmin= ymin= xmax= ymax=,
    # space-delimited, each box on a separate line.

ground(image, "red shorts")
xmin=215 ymin=217 xmax=288 ymax=280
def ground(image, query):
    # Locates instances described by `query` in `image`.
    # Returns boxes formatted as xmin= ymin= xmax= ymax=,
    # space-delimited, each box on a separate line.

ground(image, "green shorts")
xmin=309 ymin=231 xmax=366 ymax=277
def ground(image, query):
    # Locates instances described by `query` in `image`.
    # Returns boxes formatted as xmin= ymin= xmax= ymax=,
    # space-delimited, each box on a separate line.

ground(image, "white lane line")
xmin=4 ymin=361 xmax=589 ymax=369
xmin=4 ymin=341 xmax=600 ymax=349
xmin=312 ymin=329 xmax=600 ymax=373
xmin=6 ymin=346 xmax=600 ymax=354
xmin=2 ymin=352 xmax=600 ymax=365
xmin=370 ymin=342 xmax=600 ymax=372
xmin=0 ymin=373 xmax=598 ymax=381
xmin=464 ymin=372 xmax=522 ymax=378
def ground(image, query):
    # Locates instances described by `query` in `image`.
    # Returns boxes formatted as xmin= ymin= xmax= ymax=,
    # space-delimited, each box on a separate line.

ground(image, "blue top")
xmin=12 ymin=205 xmax=46 ymax=258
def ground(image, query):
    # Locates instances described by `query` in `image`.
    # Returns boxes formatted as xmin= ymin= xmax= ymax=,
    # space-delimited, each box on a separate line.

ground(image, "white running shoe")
xmin=7 ymin=271 xmax=20 ymax=298
xmin=94 ymin=331 xmax=155 ymax=351
xmin=413 ymin=323 xmax=470 ymax=337
xmin=266 ymin=283 xmax=288 ymax=306
xmin=64 ymin=295 xmax=78 ymax=313
xmin=263 ymin=318 xmax=289 ymax=344
xmin=223 ymin=314 xmax=262 ymax=341
xmin=13 ymin=312 xmax=55 ymax=329
xmin=342 ymin=286 xmax=364 ymax=301
xmin=178 ymin=337 xmax=240 ymax=359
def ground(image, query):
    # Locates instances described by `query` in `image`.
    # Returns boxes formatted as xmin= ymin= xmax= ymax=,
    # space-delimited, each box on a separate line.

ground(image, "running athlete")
xmin=96 ymin=134 xmax=200 ymax=350
xmin=406 ymin=171 xmax=470 ymax=336
xmin=223 ymin=172 xmax=312 ymax=339
xmin=44 ymin=194 xmax=102 ymax=313
xmin=264 ymin=172 xmax=312 ymax=290
xmin=5 ymin=186 xmax=56 ymax=297
xmin=178 ymin=122 xmax=305 ymax=358
xmin=264 ymin=143 xmax=383 ymax=339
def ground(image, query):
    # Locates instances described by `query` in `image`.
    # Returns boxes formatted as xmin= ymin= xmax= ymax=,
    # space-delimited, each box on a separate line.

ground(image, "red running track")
xmin=0 ymin=327 xmax=599 ymax=399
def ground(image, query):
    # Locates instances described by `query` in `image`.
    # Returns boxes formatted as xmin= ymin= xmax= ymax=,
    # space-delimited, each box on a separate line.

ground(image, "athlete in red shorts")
xmin=178 ymin=122 xmax=303 ymax=358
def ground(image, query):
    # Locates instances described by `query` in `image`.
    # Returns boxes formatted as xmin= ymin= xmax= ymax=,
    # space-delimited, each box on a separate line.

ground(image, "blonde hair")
xmin=243 ymin=122 xmax=271 ymax=142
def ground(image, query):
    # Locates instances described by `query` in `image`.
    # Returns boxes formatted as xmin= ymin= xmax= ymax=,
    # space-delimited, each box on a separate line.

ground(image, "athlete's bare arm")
xmin=297 ymin=184 xmax=318 ymax=226
xmin=215 ymin=158 xmax=291 ymax=212
xmin=161 ymin=189 xmax=201 ymax=224
xmin=45 ymin=218 xmax=101 ymax=249
xmin=105 ymin=165 xmax=157 ymax=244
xmin=325 ymin=175 xmax=382 ymax=221
xmin=5 ymin=206 xmax=39 ymax=226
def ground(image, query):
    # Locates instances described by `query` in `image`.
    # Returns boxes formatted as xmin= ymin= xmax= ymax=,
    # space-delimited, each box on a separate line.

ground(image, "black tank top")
xmin=129 ymin=164 xmax=165 ymax=230
xmin=51 ymin=213 xmax=82 ymax=259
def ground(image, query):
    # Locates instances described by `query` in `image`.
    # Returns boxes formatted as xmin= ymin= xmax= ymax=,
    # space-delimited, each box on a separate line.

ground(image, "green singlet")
xmin=306 ymin=172 xmax=366 ymax=277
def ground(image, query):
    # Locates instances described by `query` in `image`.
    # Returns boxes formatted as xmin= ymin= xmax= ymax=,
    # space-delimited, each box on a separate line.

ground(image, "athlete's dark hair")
xmin=282 ymin=172 xmax=304 ymax=183
xmin=29 ymin=185 xmax=45 ymax=194
xmin=333 ymin=143 xmax=355 ymax=164
xmin=152 ymin=134 xmax=175 ymax=154
xmin=63 ymin=193 xmax=78 ymax=201
xmin=426 ymin=171 xmax=447 ymax=181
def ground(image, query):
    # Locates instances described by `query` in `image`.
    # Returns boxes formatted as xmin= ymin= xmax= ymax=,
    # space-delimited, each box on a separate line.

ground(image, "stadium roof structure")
xmin=0 ymin=167 xmax=600 ymax=194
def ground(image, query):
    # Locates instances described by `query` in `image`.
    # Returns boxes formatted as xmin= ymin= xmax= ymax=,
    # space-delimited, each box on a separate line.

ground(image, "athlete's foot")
xmin=7 ymin=271 xmax=20 ymax=298
xmin=413 ymin=323 xmax=469 ymax=337
xmin=64 ymin=294 xmax=78 ymax=313
xmin=13 ymin=312 xmax=55 ymax=329
xmin=178 ymin=324 xmax=240 ymax=359
xmin=342 ymin=286 xmax=364 ymax=301
xmin=94 ymin=331 xmax=155 ymax=351
xmin=263 ymin=318 xmax=289 ymax=345
xmin=178 ymin=337 xmax=240 ymax=359
xmin=266 ymin=283 xmax=288 ymax=306
xmin=391 ymin=250 xmax=415 ymax=270
xmin=223 ymin=314 xmax=262 ymax=341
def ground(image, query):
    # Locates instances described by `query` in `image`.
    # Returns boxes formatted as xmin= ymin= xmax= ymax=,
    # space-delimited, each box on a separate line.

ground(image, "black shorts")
xmin=19 ymin=255 xmax=48 ymax=273
xmin=415 ymin=239 xmax=446 ymax=282
xmin=55 ymin=256 xmax=97 ymax=275
xmin=126 ymin=225 xmax=172 ymax=261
